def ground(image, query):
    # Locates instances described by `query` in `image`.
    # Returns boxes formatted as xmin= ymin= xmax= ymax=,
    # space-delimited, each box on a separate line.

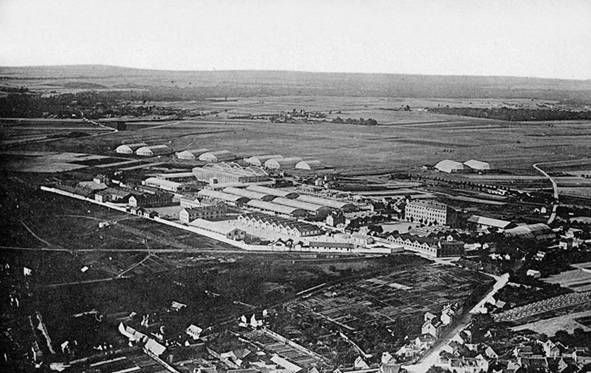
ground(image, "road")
xmin=404 ymin=273 xmax=509 ymax=373
xmin=532 ymin=162 xmax=559 ymax=224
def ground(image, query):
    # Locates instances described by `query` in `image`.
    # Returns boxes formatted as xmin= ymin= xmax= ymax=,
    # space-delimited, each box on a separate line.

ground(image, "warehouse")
xmin=246 ymin=185 xmax=299 ymax=199
xmin=198 ymin=150 xmax=236 ymax=163
xmin=197 ymin=189 xmax=250 ymax=205
xmin=115 ymin=142 xmax=147 ymax=154
xmin=136 ymin=145 xmax=173 ymax=157
xmin=192 ymin=163 xmax=269 ymax=184
xmin=176 ymin=148 xmax=210 ymax=160
xmin=273 ymin=197 xmax=331 ymax=216
xmin=463 ymin=159 xmax=492 ymax=171
xmin=435 ymin=159 xmax=465 ymax=173
xmin=222 ymin=187 xmax=276 ymax=201
xmin=296 ymin=194 xmax=356 ymax=211
xmin=295 ymin=160 xmax=323 ymax=170
xmin=264 ymin=157 xmax=303 ymax=169
xmin=244 ymin=155 xmax=283 ymax=166
xmin=246 ymin=200 xmax=308 ymax=217
xmin=467 ymin=215 xmax=514 ymax=231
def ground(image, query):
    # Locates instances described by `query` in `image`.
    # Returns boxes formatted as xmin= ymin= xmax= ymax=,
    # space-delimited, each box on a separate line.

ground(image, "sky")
xmin=1 ymin=0 xmax=590 ymax=79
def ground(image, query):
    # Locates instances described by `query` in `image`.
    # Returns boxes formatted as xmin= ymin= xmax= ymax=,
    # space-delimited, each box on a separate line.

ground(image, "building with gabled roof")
xmin=435 ymin=159 xmax=465 ymax=173
xmin=115 ymin=142 xmax=147 ymax=154
xmin=198 ymin=189 xmax=250 ymax=205
xmin=264 ymin=157 xmax=302 ymax=169
xmin=176 ymin=148 xmax=210 ymax=160
xmin=199 ymin=150 xmax=236 ymax=163
xmin=223 ymin=186 xmax=276 ymax=201
xmin=246 ymin=185 xmax=299 ymax=199
xmin=244 ymin=154 xmax=283 ymax=166
xmin=136 ymin=144 xmax=173 ymax=156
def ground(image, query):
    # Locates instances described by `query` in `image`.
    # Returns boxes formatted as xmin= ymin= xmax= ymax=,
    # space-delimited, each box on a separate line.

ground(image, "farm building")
xmin=273 ymin=197 xmax=332 ymax=216
xmin=223 ymin=187 xmax=276 ymax=201
xmin=295 ymin=160 xmax=323 ymax=170
xmin=197 ymin=189 xmax=250 ymax=205
xmin=296 ymin=194 xmax=356 ymax=211
xmin=246 ymin=185 xmax=299 ymax=199
xmin=246 ymin=200 xmax=308 ymax=217
xmin=176 ymin=148 xmax=210 ymax=160
xmin=264 ymin=157 xmax=303 ymax=170
xmin=136 ymin=145 xmax=173 ymax=157
xmin=199 ymin=150 xmax=236 ymax=163
xmin=464 ymin=159 xmax=491 ymax=171
xmin=435 ymin=160 xmax=465 ymax=173
xmin=115 ymin=142 xmax=147 ymax=154
xmin=244 ymin=155 xmax=283 ymax=167
xmin=192 ymin=163 xmax=269 ymax=184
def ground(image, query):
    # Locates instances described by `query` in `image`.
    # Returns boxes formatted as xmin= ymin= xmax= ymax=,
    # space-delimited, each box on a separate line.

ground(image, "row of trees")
xmin=428 ymin=106 xmax=591 ymax=121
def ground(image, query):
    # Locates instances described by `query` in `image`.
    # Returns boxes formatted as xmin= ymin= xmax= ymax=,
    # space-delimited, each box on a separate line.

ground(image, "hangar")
xmin=222 ymin=187 xmax=276 ymax=201
xmin=264 ymin=157 xmax=302 ymax=170
xmin=246 ymin=200 xmax=307 ymax=217
xmin=136 ymin=145 xmax=173 ymax=157
xmin=246 ymin=185 xmax=299 ymax=199
xmin=464 ymin=159 xmax=492 ymax=171
xmin=295 ymin=160 xmax=323 ymax=170
xmin=244 ymin=155 xmax=283 ymax=167
xmin=115 ymin=142 xmax=147 ymax=154
xmin=435 ymin=159 xmax=465 ymax=173
xmin=199 ymin=150 xmax=236 ymax=163
xmin=176 ymin=148 xmax=210 ymax=160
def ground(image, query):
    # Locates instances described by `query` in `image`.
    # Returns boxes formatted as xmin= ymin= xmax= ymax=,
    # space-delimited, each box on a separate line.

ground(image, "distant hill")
xmin=2 ymin=64 xmax=591 ymax=102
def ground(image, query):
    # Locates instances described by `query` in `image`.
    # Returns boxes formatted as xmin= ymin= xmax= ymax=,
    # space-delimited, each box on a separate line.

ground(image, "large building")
xmin=192 ymin=163 xmax=269 ymax=184
xmin=264 ymin=157 xmax=303 ymax=170
xmin=272 ymin=197 xmax=332 ymax=216
xmin=504 ymin=223 xmax=555 ymax=241
xmin=467 ymin=215 xmax=513 ymax=231
xmin=435 ymin=159 xmax=465 ymax=173
xmin=246 ymin=199 xmax=307 ymax=217
xmin=143 ymin=177 xmax=202 ymax=193
xmin=198 ymin=150 xmax=236 ymax=163
xmin=296 ymin=194 xmax=356 ymax=211
xmin=197 ymin=189 xmax=250 ymax=205
xmin=179 ymin=204 xmax=227 ymax=224
xmin=387 ymin=234 xmax=465 ymax=258
xmin=176 ymin=148 xmax=210 ymax=160
xmin=246 ymin=185 xmax=299 ymax=199
xmin=237 ymin=213 xmax=322 ymax=237
xmin=244 ymin=155 xmax=283 ymax=167
xmin=222 ymin=187 xmax=276 ymax=201
xmin=136 ymin=145 xmax=173 ymax=157
xmin=128 ymin=192 xmax=176 ymax=208
xmin=405 ymin=200 xmax=450 ymax=226
xmin=463 ymin=159 xmax=491 ymax=172
xmin=115 ymin=142 xmax=147 ymax=154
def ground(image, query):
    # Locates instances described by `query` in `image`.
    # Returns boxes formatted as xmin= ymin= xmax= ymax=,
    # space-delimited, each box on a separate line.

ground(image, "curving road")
xmin=532 ymin=162 xmax=559 ymax=224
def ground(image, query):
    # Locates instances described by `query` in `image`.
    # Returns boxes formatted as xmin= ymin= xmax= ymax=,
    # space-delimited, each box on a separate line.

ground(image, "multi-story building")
xmin=237 ymin=213 xmax=323 ymax=237
xmin=179 ymin=204 xmax=228 ymax=224
xmin=387 ymin=234 xmax=465 ymax=258
xmin=405 ymin=200 xmax=452 ymax=226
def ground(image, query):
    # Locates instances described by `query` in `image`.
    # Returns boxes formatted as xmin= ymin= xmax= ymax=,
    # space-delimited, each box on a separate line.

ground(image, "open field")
xmin=511 ymin=310 xmax=591 ymax=335
xmin=3 ymin=115 xmax=588 ymax=174
xmin=544 ymin=262 xmax=591 ymax=292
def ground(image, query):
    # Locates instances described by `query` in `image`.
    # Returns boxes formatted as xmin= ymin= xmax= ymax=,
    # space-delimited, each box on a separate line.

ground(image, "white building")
xmin=435 ymin=159 xmax=465 ymax=173
xmin=115 ymin=142 xmax=147 ymax=154
xmin=136 ymin=145 xmax=173 ymax=157
xmin=463 ymin=159 xmax=491 ymax=171
xmin=244 ymin=155 xmax=283 ymax=166
xmin=176 ymin=148 xmax=210 ymax=160
xmin=199 ymin=150 xmax=236 ymax=163
xmin=264 ymin=157 xmax=303 ymax=170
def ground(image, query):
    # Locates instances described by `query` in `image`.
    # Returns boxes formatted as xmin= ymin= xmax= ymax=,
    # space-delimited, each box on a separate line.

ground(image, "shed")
xmin=199 ymin=150 xmax=236 ymax=163
xmin=295 ymin=160 xmax=322 ymax=170
xmin=115 ymin=142 xmax=147 ymax=154
xmin=264 ymin=157 xmax=303 ymax=170
xmin=136 ymin=144 xmax=173 ymax=157
xmin=273 ymin=197 xmax=328 ymax=214
xmin=244 ymin=155 xmax=283 ymax=167
xmin=198 ymin=189 xmax=250 ymax=204
xmin=223 ymin=187 xmax=276 ymax=201
xmin=176 ymin=148 xmax=210 ymax=160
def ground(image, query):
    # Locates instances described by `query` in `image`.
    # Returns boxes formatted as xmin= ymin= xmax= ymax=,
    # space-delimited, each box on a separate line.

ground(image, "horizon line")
xmin=1 ymin=63 xmax=590 ymax=82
